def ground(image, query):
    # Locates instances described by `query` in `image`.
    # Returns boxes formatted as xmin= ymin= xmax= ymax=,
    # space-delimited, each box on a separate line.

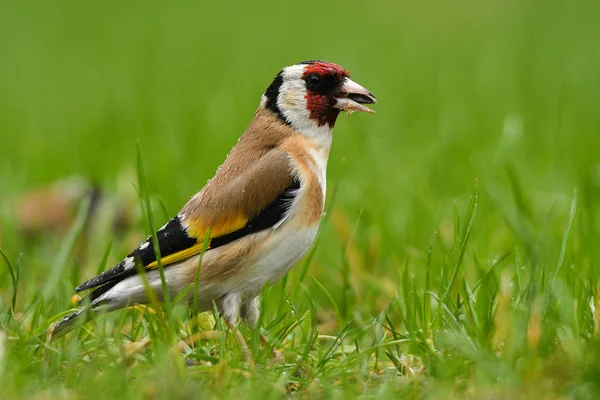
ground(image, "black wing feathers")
xmin=136 ymin=217 xmax=198 ymax=266
xmin=76 ymin=216 xmax=195 ymax=292
xmin=76 ymin=179 xmax=300 ymax=293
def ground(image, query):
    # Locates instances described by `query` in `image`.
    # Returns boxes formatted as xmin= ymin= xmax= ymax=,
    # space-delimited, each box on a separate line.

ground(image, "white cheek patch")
xmin=278 ymin=69 xmax=310 ymax=124
xmin=278 ymin=65 xmax=333 ymax=140
xmin=280 ymin=87 xmax=307 ymax=113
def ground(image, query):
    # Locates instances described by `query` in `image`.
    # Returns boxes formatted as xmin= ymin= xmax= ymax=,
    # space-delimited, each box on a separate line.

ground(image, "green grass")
xmin=1 ymin=0 xmax=600 ymax=398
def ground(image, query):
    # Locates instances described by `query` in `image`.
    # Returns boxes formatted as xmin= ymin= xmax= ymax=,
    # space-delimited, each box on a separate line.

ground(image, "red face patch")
xmin=302 ymin=62 xmax=349 ymax=128
xmin=302 ymin=62 xmax=349 ymax=81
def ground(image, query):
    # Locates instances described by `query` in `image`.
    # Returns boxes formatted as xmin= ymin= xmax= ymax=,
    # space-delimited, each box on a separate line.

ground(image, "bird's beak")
xmin=334 ymin=78 xmax=377 ymax=114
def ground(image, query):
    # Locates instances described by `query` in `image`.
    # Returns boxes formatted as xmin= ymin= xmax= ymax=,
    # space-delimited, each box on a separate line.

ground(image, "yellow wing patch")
xmin=145 ymin=242 xmax=211 ymax=269
xmin=145 ymin=212 xmax=248 ymax=270
xmin=187 ymin=212 xmax=249 ymax=239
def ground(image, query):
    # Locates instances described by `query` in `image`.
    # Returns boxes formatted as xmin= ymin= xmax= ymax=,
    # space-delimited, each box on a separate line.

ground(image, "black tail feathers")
xmin=33 ymin=300 xmax=97 ymax=344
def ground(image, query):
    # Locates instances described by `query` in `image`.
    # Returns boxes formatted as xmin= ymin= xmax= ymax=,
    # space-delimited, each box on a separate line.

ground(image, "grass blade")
xmin=43 ymin=195 xmax=91 ymax=300
xmin=440 ymin=180 xmax=479 ymax=305
xmin=553 ymin=190 xmax=578 ymax=282
xmin=0 ymin=249 xmax=19 ymax=320
xmin=136 ymin=141 xmax=173 ymax=341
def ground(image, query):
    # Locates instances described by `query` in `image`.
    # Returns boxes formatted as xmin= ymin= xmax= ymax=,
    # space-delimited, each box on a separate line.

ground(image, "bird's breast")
xmin=250 ymin=222 xmax=319 ymax=288
xmin=281 ymin=135 xmax=329 ymax=227
xmin=232 ymin=135 xmax=329 ymax=293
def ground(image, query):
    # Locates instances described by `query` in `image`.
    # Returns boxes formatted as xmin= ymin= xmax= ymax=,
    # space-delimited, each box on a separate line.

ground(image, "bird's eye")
xmin=307 ymin=74 xmax=322 ymax=88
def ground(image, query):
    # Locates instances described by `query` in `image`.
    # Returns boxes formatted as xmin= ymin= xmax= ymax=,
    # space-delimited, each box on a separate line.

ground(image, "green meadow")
xmin=1 ymin=0 xmax=600 ymax=398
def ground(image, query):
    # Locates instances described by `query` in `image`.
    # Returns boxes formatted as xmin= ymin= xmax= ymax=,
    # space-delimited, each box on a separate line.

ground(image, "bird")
xmin=44 ymin=60 xmax=376 ymax=359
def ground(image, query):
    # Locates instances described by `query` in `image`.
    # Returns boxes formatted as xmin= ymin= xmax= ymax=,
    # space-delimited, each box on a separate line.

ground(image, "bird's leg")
xmin=241 ymin=296 xmax=284 ymax=363
xmin=219 ymin=293 xmax=254 ymax=368
xmin=240 ymin=296 xmax=260 ymax=329
xmin=223 ymin=319 xmax=253 ymax=368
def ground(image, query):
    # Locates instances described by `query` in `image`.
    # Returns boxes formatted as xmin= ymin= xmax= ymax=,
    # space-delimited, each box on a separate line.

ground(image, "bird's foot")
xmin=260 ymin=332 xmax=284 ymax=365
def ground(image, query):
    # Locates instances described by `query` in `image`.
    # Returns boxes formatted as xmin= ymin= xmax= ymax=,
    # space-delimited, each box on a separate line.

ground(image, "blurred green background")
xmin=1 ymin=0 xmax=600 ymax=398
xmin=1 ymin=0 xmax=598 ymax=250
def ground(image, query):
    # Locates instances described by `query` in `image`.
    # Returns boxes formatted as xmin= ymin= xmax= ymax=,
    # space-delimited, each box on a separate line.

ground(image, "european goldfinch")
xmin=47 ymin=60 xmax=376 ymax=350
